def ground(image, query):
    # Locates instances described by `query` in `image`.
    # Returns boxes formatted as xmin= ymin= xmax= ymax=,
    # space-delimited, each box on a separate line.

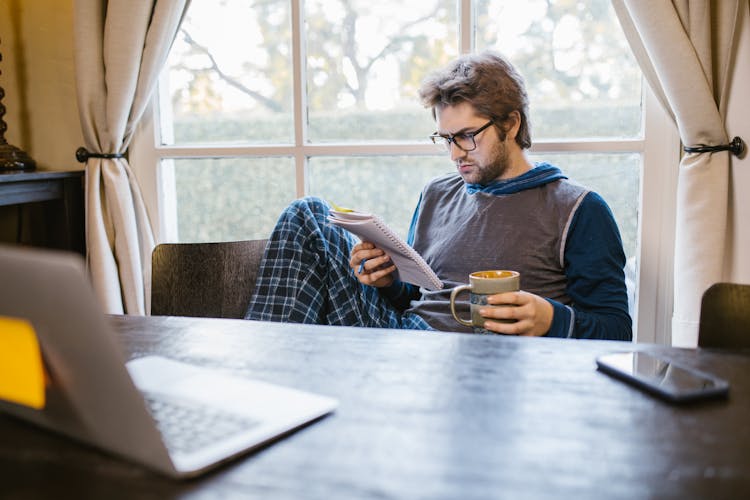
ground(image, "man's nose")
xmin=449 ymin=142 xmax=467 ymax=161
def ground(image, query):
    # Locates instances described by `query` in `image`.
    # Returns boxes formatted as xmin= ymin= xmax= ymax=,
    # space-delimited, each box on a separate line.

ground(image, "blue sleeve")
xmin=380 ymin=280 xmax=419 ymax=310
xmin=545 ymin=192 xmax=632 ymax=341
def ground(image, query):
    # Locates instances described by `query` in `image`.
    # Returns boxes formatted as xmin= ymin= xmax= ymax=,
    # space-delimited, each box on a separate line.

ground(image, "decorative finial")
xmin=0 ymin=36 xmax=37 ymax=171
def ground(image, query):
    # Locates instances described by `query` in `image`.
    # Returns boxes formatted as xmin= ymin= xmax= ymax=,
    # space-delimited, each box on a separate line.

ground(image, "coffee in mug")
xmin=449 ymin=270 xmax=520 ymax=333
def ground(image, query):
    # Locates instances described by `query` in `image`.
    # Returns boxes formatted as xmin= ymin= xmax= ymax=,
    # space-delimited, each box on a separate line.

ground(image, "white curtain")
xmin=73 ymin=0 xmax=189 ymax=314
xmin=613 ymin=0 xmax=745 ymax=347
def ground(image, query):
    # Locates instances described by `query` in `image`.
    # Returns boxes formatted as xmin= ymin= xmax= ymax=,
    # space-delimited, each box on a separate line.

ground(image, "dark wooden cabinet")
xmin=0 ymin=169 xmax=85 ymax=254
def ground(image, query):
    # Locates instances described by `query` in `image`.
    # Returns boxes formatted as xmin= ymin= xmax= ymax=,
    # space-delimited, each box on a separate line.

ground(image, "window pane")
xmin=475 ymin=0 xmax=642 ymax=140
xmin=304 ymin=0 xmax=458 ymax=143
xmin=171 ymin=158 xmax=296 ymax=242
xmin=308 ymin=156 xmax=453 ymax=238
xmin=161 ymin=0 xmax=293 ymax=145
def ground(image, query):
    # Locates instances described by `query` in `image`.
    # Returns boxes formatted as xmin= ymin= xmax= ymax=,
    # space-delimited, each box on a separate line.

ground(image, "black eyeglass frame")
xmin=429 ymin=120 xmax=495 ymax=152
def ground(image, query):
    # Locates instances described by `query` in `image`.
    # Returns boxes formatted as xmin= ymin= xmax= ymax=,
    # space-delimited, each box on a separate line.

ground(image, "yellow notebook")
xmin=0 ymin=315 xmax=46 ymax=409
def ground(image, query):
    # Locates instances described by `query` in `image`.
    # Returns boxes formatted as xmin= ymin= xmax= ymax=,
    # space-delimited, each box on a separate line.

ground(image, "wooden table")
xmin=0 ymin=169 xmax=84 ymax=253
xmin=1 ymin=315 xmax=749 ymax=498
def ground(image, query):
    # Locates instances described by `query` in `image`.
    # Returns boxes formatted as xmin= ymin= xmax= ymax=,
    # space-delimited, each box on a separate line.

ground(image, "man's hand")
xmin=479 ymin=291 xmax=554 ymax=336
xmin=350 ymin=242 xmax=397 ymax=288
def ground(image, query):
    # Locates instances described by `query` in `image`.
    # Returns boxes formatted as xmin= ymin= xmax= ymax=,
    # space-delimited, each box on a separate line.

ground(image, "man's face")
xmin=435 ymin=102 xmax=510 ymax=185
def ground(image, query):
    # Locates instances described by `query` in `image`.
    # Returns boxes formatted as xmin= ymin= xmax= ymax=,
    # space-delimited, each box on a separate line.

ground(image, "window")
xmin=131 ymin=0 xmax=679 ymax=343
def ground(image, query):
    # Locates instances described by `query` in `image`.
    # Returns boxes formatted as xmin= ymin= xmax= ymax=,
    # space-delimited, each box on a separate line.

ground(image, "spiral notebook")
xmin=327 ymin=209 xmax=443 ymax=291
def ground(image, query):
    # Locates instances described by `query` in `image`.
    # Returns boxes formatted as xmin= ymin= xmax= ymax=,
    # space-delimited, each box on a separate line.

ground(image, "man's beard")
xmin=459 ymin=139 xmax=510 ymax=185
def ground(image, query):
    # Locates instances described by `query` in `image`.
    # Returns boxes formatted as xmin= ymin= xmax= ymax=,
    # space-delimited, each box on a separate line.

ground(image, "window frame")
xmin=129 ymin=0 xmax=679 ymax=344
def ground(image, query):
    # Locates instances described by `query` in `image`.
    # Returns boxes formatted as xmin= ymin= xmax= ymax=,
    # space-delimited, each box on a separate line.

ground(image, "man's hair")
xmin=418 ymin=51 xmax=532 ymax=149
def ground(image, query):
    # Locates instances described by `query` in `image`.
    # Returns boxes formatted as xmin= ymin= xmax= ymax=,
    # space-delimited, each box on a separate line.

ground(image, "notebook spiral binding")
xmin=370 ymin=216 xmax=442 ymax=290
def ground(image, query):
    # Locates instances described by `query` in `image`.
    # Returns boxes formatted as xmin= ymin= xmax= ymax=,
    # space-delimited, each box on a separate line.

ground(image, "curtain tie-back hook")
xmin=683 ymin=136 xmax=745 ymax=157
xmin=75 ymin=147 xmax=126 ymax=163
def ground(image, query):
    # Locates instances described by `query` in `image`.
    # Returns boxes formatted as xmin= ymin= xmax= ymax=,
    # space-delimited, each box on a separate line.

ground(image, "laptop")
xmin=0 ymin=245 xmax=337 ymax=478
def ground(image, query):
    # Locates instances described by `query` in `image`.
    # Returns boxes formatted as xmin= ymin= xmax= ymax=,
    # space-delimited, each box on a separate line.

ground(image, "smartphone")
xmin=596 ymin=351 xmax=729 ymax=403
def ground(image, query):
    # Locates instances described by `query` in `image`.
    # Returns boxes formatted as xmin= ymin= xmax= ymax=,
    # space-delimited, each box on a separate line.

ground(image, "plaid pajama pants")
xmin=245 ymin=197 xmax=432 ymax=330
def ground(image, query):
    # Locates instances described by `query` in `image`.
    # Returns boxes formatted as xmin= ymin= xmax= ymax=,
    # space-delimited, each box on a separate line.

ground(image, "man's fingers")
xmin=350 ymin=245 xmax=386 ymax=269
xmin=358 ymin=254 xmax=391 ymax=273
xmin=367 ymin=264 xmax=396 ymax=281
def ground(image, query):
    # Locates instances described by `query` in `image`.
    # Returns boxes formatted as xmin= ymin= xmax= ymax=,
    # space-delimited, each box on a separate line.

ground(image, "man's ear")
xmin=503 ymin=110 xmax=522 ymax=142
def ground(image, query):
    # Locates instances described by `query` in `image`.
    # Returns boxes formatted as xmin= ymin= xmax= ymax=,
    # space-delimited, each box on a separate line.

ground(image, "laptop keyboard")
xmin=143 ymin=393 xmax=261 ymax=455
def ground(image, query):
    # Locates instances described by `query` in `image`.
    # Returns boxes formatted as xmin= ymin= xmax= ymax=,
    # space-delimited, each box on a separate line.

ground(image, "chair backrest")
xmin=151 ymin=239 xmax=267 ymax=319
xmin=698 ymin=282 xmax=750 ymax=349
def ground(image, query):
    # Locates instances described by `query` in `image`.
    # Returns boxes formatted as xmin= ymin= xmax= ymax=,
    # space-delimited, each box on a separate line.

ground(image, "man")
xmin=246 ymin=51 xmax=631 ymax=341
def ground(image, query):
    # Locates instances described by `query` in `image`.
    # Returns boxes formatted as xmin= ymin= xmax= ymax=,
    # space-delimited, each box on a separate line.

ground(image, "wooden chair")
xmin=698 ymin=282 xmax=750 ymax=349
xmin=151 ymin=239 xmax=268 ymax=319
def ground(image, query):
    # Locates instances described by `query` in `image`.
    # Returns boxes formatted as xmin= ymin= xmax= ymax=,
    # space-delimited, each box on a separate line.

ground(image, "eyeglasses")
xmin=429 ymin=120 xmax=494 ymax=152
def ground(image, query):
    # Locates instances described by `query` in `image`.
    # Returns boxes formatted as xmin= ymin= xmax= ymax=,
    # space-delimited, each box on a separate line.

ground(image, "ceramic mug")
xmin=449 ymin=270 xmax=520 ymax=333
